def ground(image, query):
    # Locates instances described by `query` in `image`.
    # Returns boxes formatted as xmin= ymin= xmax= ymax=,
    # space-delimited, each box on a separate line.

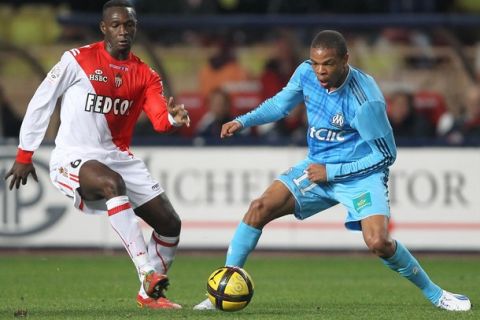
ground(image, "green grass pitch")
xmin=0 ymin=252 xmax=477 ymax=319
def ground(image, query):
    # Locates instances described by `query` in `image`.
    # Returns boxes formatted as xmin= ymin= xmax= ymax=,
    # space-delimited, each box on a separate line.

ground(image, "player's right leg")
xmin=194 ymin=160 xmax=338 ymax=310
xmin=194 ymin=180 xmax=296 ymax=310
xmin=225 ymin=180 xmax=296 ymax=266
xmin=78 ymin=160 xmax=165 ymax=300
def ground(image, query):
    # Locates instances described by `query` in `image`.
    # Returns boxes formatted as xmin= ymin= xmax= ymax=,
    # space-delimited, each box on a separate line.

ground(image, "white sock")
xmin=138 ymin=232 xmax=179 ymax=298
xmin=106 ymin=196 xmax=153 ymax=278
xmin=148 ymin=231 xmax=179 ymax=274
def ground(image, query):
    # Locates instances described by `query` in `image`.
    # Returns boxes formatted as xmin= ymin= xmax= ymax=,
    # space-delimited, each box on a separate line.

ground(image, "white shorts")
xmin=49 ymin=148 xmax=163 ymax=214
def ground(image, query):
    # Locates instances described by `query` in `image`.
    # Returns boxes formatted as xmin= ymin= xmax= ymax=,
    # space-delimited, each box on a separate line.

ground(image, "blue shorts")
xmin=277 ymin=159 xmax=390 ymax=231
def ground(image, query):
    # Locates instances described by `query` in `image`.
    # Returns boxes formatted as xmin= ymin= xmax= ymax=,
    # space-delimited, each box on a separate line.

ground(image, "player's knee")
xmin=244 ymin=198 xmax=271 ymax=228
xmin=365 ymin=235 xmax=394 ymax=256
xmin=100 ymin=172 xmax=126 ymax=198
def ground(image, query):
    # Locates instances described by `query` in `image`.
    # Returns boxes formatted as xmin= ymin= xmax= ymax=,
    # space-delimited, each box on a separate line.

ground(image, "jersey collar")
xmin=100 ymin=41 xmax=133 ymax=64
xmin=326 ymin=65 xmax=352 ymax=95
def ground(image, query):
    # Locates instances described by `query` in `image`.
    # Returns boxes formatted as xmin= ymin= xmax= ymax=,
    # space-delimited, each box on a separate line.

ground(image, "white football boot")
xmin=436 ymin=290 xmax=471 ymax=311
xmin=193 ymin=298 xmax=215 ymax=310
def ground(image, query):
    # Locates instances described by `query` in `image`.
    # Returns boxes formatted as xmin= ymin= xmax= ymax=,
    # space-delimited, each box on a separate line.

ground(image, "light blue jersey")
xmin=236 ymin=62 xmax=397 ymax=182
xmin=226 ymin=61 xmax=450 ymax=309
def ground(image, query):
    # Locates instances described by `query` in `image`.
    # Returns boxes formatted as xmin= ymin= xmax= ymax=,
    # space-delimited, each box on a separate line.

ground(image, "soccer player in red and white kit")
xmin=4 ymin=0 xmax=189 ymax=310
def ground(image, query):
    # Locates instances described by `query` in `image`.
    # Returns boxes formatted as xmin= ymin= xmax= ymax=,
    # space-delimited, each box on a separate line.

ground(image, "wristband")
xmin=16 ymin=148 xmax=34 ymax=164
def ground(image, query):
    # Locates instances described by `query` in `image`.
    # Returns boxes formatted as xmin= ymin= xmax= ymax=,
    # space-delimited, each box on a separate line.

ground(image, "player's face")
xmin=101 ymin=6 xmax=137 ymax=59
xmin=309 ymin=47 xmax=349 ymax=92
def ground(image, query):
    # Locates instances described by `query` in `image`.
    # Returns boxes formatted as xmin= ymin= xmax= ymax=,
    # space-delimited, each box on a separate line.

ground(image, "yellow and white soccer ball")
xmin=207 ymin=266 xmax=254 ymax=311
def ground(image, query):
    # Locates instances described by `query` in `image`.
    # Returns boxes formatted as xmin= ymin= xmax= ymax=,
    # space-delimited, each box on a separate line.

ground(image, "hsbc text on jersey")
xmin=85 ymin=93 xmax=133 ymax=115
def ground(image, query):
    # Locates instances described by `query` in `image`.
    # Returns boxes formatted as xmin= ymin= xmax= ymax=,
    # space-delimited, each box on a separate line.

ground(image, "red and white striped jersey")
xmin=19 ymin=41 xmax=173 ymax=155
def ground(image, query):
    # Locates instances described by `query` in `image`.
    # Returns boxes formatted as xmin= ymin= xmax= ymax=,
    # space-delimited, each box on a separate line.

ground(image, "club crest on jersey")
xmin=89 ymin=69 xmax=108 ymax=83
xmin=331 ymin=112 xmax=345 ymax=128
xmin=115 ymin=73 xmax=122 ymax=88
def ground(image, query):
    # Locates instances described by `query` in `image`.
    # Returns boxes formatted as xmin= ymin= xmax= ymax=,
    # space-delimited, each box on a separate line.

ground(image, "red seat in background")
xmin=413 ymin=91 xmax=447 ymax=126
xmin=176 ymin=86 xmax=262 ymax=137
xmin=229 ymin=91 xmax=262 ymax=117
xmin=175 ymin=92 xmax=206 ymax=137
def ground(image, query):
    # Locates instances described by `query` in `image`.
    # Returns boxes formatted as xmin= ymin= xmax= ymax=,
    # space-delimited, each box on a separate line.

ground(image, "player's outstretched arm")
xmin=220 ymin=120 xmax=243 ymax=138
xmin=4 ymin=162 xmax=38 ymax=190
xmin=167 ymin=96 xmax=190 ymax=127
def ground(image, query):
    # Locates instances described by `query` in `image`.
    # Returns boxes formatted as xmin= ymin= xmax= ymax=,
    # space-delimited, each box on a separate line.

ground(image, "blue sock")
xmin=382 ymin=240 xmax=442 ymax=304
xmin=225 ymin=221 xmax=262 ymax=267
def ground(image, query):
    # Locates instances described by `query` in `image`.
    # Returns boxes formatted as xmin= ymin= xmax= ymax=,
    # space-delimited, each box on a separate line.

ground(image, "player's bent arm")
xmin=326 ymin=139 xmax=395 ymax=182
xmin=326 ymin=100 xmax=397 ymax=182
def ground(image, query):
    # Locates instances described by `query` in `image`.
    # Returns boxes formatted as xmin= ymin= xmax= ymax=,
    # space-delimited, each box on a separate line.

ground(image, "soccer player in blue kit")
xmin=194 ymin=30 xmax=471 ymax=312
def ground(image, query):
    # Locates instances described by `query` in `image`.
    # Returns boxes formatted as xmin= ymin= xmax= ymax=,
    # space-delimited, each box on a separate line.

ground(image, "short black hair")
xmin=311 ymin=30 xmax=347 ymax=57
xmin=102 ymin=0 xmax=135 ymax=20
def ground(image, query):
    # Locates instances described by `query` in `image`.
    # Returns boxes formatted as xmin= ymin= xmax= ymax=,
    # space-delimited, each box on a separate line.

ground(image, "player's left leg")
xmin=361 ymin=215 xmax=471 ymax=311
xmin=339 ymin=171 xmax=470 ymax=311
xmin=134 ymin=193 xmax=182 ymax=309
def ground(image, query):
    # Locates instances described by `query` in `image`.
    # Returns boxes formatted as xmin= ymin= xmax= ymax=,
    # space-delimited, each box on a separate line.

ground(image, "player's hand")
xmin=220 ymin=121 xmax=242 ymax=138
xmin=167 ymin=96 xmax=190 ymax=127
xmin=4 ymin=161 xmax=38 ymax=190
xmin=306 ymin=163 xmax=327 ymax=183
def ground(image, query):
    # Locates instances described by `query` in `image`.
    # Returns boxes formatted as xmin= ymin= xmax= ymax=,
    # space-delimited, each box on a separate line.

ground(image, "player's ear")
xmin=100 ymin=21 xmax=106 ymax=35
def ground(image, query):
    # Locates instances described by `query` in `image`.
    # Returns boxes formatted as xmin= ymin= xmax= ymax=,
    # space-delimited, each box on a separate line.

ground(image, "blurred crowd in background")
xmin=2 ymin=0 xmax=480 ymax=146
xmin=0 ymin=0 xmax=467 ymax=14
